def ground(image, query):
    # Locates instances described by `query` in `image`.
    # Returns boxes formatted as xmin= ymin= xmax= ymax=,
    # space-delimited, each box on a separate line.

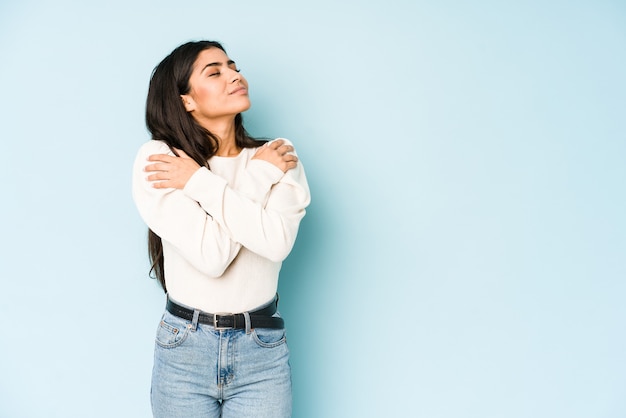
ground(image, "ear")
xmin=180 ymin=94 xmax=196 ymax=113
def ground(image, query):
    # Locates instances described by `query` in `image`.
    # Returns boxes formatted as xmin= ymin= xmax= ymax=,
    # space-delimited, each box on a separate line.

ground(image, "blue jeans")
xmin=150 ymin=303 xmax=292 ymax=417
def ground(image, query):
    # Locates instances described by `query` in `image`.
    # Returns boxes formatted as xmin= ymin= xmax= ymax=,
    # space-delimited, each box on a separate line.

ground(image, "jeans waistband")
xmin=165 ymin=294 xmax=284 ymax=330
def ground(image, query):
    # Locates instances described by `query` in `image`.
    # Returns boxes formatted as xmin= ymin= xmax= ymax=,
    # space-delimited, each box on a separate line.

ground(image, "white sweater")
xmin=132 ymin=138 xmax=311 ymax=313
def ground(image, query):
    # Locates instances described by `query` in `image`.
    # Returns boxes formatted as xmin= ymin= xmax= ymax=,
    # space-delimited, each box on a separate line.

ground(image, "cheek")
xmin=193 ymin=85 xmax=218 ymax=105
xmin=195 ymin=89 xmax=210 ymax=103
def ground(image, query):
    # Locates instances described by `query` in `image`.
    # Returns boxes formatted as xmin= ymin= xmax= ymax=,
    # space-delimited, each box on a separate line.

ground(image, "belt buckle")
xmin=213 ymin=313 xmax=234 ymax=330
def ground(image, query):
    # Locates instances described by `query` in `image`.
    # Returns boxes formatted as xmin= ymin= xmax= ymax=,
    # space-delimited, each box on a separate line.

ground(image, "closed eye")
xmin=208 ymin=68 xmax=240 ymax=77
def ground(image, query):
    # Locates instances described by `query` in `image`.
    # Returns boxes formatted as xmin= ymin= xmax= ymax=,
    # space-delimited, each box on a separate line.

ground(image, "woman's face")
xmin=181 ymin=47 xmax=250 ymax=126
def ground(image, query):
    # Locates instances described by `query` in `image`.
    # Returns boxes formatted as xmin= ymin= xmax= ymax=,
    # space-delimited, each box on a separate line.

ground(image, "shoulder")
xmin=271 ymin=137 xmax=294 ymax=146
xmin=135 ymin=140 xmax=173 ymax=158
xmin=132 ymin=140 xmax=174 ymax=177
xmin=267 ymin=137 xmax=300 ymax=154
xmin=244 ymin=138 xmax=298 ymax=158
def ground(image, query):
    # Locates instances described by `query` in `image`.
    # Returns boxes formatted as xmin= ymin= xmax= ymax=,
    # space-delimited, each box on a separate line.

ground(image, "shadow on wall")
xmin=278 ymin=187 xmax=327 ymax=317
xmin=275 ymin=182 xmax=329 ymax=416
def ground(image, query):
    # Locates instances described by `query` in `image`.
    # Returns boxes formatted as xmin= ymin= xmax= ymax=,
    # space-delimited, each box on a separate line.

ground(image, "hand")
xmin=252 ymin=139 xmax=299 ymax=173
xmin=145 ymin=149 xmax=201 ymax=189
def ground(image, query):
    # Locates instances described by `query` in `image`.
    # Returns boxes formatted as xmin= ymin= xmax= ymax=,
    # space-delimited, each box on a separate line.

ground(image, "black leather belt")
xmin=166 ymin=295 xmax=284 ymax=330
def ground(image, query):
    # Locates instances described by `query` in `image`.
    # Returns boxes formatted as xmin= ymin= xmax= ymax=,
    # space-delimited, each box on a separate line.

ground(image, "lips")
xmin=229 ymin=86 xmax=248 ymax=95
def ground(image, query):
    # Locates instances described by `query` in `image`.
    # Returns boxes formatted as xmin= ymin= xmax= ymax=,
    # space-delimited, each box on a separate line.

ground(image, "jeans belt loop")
xmin=243 ymin=311 xmax=252 ymax=335
xmin=191 ymin=309 xmax=200 ymax=332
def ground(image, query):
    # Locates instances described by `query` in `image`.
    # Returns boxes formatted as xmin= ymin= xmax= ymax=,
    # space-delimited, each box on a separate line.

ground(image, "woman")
xmin=132 ymin=40 xmax=310 ymax=418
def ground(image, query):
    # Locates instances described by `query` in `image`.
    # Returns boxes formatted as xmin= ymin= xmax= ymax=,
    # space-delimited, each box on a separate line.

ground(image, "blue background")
xmin=1 ymin=1 xmax=625 ymax=417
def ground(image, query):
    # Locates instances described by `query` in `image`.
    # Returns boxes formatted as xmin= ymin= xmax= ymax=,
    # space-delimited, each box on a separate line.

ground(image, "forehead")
xmin=193 ymin=47 xmax=230 ymax=69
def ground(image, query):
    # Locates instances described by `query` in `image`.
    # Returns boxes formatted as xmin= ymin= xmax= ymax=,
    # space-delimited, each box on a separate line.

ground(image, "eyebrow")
xmin=200 ymin=60 xmax=236 ymax=74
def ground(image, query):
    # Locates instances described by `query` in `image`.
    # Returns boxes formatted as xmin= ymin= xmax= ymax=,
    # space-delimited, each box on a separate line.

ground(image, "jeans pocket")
xmin=155 ymin=312 xmax=190 ymax=349
xmin=252 ymin=328 xmax=287 ymax=348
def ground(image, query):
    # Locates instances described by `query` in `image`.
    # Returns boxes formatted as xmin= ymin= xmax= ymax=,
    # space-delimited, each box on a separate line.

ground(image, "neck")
xmin=200 ymin=116 xmax=241 ymax=157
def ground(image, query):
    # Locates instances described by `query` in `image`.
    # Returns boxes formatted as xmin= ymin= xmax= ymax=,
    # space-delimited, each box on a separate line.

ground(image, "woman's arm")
xmin=132 ymin=140 xmax=242 ymax=277
xmin=146 ymin=139 xmax=296 ymax=205
xmin=184 ymin=139 xmax=310 ymax=262
xmin=232 ymin=140 xmax=300 ymax=205
xmin=146 ymin=139 xmax=311 ymax=262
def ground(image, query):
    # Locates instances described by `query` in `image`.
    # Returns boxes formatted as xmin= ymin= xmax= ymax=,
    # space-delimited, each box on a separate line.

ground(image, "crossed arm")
xmin=132 ymin=139 xmax=310 ymax=276
xmin=144 ymin=139 xmax=298 ymax=189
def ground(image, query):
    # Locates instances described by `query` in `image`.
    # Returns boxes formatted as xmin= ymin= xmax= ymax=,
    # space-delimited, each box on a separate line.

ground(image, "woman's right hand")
xmin=252 ymin=139 xmax=299 ymax=173
xmin=144 ymin=149 xmax=201 ymax=190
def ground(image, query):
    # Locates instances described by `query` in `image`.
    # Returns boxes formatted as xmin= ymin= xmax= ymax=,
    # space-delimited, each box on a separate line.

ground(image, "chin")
xmin=239 ymin=101 xmax=252 ymax=113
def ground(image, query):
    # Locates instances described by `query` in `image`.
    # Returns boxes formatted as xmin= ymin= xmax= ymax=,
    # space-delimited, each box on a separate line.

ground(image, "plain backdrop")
xmin=1 ymin=1 xmax=625 ymax=417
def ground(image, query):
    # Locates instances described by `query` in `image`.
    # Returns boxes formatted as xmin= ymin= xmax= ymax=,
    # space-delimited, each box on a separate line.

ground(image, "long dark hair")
xmin=145 ymin=40 xmax=264 ymax=292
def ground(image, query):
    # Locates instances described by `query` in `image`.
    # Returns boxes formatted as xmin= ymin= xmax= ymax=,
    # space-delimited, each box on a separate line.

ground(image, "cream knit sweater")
xmin=132 ymin=138 xmax=310 ymax=313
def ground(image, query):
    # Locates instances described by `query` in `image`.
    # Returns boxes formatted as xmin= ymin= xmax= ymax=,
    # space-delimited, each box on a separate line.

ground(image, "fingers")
xmin=268 ymin=141 xmax=295 ymax=156
xmin=252 ymin=141 xmax=299 ymax=172
xmin=152 ymin=181 xmax=171 ymax=189
xmin=144 ymin=159 xmax=171 ymax=184
xmin=267 ymin=139 xmax=285 ymax=149
xmin=283 ymin=160 xmax=298 ymax=172
xmin=146 ymin=172 xmax=169 ymax=181
xmin=144 ymin=152 xmax=200 ymax=190
xmin=144 ymin=162 xmax=170 ymax=172
xmin=147 ymin=153 xmax=176 ymax=163
xmin=269 ymin=140 xmax=295 ymax=153
xmin=282 ymin=153 xmax=298 ymax=163
xmin=144 ymin=153 xmax=197 ymax=172
xmin=279 ymin=145 xmax=295 ymax=156
xmin=145 ymin=168 xmax=170 ymax=188
xmin=277 ymin=154 xmax=298 ymax=172
xmin=143 ymin=163 xmax=166 ymax=171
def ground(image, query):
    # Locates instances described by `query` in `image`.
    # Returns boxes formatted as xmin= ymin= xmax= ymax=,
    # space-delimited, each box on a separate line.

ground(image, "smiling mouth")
xmin=230 ymin=87 xmax=248 ymax=95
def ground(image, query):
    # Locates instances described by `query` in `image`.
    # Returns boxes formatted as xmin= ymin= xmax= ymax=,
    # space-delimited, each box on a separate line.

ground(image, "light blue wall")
xmin=1 ymin=1 xmax=625 ymax=417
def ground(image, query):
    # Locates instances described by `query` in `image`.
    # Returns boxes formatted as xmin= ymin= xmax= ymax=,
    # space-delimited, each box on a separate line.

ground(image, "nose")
xmin=228 ymin=68 xmax=241 ymax=83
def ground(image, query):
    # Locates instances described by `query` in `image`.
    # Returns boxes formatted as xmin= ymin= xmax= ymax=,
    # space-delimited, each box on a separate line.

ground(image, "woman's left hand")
xmin=145 ymin=149 xmax=201 ymax=189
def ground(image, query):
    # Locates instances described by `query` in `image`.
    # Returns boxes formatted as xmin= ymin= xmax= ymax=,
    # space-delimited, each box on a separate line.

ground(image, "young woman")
xmin=132 ymin=40 xmax=310 ymax=418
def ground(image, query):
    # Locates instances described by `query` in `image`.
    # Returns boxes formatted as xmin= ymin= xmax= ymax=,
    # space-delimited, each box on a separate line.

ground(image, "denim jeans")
xmin=150 ymin=303 xmax=292 ymax=418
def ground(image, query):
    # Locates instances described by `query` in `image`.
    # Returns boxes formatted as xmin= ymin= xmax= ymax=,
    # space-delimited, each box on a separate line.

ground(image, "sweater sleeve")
xmin=183 ymin=138 xmax=311 ymax=262
xmin=132 ymin=141 xmax=242 ymax=277
xmin=234 ymin=157 xmax=285 ymax=205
